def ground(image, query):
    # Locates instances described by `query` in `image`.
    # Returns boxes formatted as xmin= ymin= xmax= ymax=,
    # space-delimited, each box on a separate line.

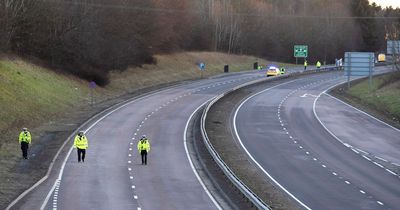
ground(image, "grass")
xmin=0 ymin=59 xmax=91 ymax=146
xmin=106 ymin=52 xmax=273 ymax=94
xmin=0 ymin=51 xmax=279 ymax=208
xmin=332 ymin=71 xmax=400 ymax=128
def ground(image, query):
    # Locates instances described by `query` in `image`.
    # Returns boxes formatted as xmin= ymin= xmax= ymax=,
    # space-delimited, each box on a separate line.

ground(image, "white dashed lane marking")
xmin=375 ymin=156 xmax=388 ymax=162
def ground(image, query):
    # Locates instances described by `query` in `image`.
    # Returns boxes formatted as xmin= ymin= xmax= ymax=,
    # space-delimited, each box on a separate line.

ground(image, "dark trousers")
xmin=141 ymin=150 xmax=147 ymax=165
xmin=77 ymin=149 xmax=86 ymax=162
xmin=21 ymin=142 xmax=29 ymax=159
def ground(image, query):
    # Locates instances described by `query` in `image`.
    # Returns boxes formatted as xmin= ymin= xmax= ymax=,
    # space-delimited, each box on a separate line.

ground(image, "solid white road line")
xmin=362 ymin=155 xmax=372 ymax=161
xmin=324 ymin=93 xmax=400 ymax=133
xmin=385 ymin=169 xmax=397 ymax=176
xmin=184 ymin=99 xmax=223 ymax=210
xmin=233 ymin=79 xmax=312 ymax=210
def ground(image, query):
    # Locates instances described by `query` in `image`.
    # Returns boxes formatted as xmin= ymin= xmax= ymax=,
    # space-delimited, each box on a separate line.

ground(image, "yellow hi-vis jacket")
xmin=74 ymin=135 xmax=88 ymax=149
xmin=317 ymin=61 xmax=321 ymax=68
xmin=19 ymin=131 xmax=31 ymax=144
xmin=137 ymin=138 xmax=150 ymax=152
xmin=304 ymin=61 xmax=308 ymax=67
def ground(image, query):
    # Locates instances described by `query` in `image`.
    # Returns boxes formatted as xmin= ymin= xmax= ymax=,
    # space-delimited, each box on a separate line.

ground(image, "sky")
xmin=370 ymin=0 xmax=400 ymax=8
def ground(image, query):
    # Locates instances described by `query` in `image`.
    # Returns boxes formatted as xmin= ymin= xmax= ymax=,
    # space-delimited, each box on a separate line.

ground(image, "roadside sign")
xmin=387 ymin=40 xmax=400 ymax=55
xmin=199 ymin=62 xmax=205 ymax=71
xmin=344 ymin=52 xmax=374 ymax=89
xmin=294 ymin=45 xmax=308 ymax=58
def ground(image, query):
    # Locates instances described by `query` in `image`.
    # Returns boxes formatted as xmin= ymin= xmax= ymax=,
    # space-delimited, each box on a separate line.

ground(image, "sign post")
xmin=387 ymin=40 xmax=400 ymax=71
xmin=344 ymin=52 xmax=374 ymax=90
xmin=199 ymin=62 xmax=205 ymax=78
xmin=294 ymin=45 xmax=308 ymax=64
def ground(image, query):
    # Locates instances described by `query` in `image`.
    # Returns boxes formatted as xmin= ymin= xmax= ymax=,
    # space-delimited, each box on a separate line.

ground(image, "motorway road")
xmin=12 ymin=68 xmax=274 ymax=210
xmin=234 ymin=67 xmax=400 ymax=210
xmin=316 ymin=93 xmax=400 ymax=167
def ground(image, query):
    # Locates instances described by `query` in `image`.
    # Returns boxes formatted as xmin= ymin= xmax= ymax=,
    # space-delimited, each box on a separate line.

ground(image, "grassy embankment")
xmin=0 ymin=52 xmax=280 ymax=207
xmin=331 ymin=71 xmax=400 ymax=128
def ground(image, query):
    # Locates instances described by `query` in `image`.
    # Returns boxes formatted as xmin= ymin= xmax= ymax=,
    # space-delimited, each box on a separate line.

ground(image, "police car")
xmin=267 ymin=66 xmax=282 ymax=77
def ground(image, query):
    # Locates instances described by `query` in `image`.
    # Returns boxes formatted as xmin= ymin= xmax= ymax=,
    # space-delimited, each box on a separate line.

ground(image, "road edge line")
xmin=184 ymin=99 xmax=223 ymax=210
xmin=232 ymin=80 xmax=312 ymax=210
xmin=324 ymin=93 xmax=400 ymax=132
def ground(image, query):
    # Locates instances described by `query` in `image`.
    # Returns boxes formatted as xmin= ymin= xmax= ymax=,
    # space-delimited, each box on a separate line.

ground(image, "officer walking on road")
xmin=316 ymin=61 xmax=321 ymax=71
xmin=74 ymin=131 xmax=88 ymax=163
xmin=19 ymin=128 xmax=31 ymax=159
xmin=280 ymin=67 xmax=286 ymax=74
xmin=304 ymin=60 xmax=308 ymax=71
xmin=137 ymin=135 xmax=151 ymax=165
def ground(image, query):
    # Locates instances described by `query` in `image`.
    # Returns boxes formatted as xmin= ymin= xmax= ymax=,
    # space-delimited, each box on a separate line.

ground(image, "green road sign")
xmin=294 ymin=45 xmax=308 ymax=58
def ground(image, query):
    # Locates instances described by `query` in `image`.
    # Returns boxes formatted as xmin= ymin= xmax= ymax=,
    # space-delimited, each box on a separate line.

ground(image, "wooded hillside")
xmin=1 ymin=0 xmax=399 ymax=85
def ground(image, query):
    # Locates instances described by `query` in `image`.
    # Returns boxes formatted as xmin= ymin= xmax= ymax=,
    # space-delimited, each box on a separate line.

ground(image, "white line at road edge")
xmin=324 ymin=93 xmax=400 ymax=133
xmin=312 ymin=80 xmax=350 ymax=146
xmin=313 ymin=81 xmax=400 ymax=156
xmin=233 ymin=80 xmax=313 ymax=210
xmin=184 ymin=99 xmax=222 ymax=210
xmin=313 ymin=81 xmax=400 ymax=174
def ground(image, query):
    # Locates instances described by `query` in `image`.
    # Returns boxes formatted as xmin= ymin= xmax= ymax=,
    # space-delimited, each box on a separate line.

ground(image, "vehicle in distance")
xmin=266 ymin=66 xmax=284 ymax=77
xmin=378 ymin=53 xmax=386 ymax=62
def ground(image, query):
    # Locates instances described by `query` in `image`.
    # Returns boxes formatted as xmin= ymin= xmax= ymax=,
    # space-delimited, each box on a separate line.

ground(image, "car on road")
xmin=378 ymin=53 xmax=386 ymax=62
xmin=266 ymin=66 xmax=282 ymax=77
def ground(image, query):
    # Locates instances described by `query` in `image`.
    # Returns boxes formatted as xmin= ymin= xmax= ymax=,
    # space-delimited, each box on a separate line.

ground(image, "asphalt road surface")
xmin=11 ymin=68 xmax=275 ymax=210
xmin=234 ymin=66 xmax=400 ymax=210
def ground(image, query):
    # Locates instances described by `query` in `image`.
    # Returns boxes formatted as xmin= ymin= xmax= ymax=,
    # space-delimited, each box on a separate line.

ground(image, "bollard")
xmin=224 ymin=65 xmax=229 ymax=73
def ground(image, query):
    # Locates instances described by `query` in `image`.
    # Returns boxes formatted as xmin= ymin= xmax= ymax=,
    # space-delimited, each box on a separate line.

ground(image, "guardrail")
xmin=201 ymin=94 xmax=271 ymax=210
xmin=200 ymin=66 xmax=341 ymax=209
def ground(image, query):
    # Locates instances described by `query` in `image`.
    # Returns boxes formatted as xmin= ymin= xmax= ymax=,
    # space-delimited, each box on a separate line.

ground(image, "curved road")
xmin=234 ymin=67 xmax=400 ymax=209
xmin=12 ymin=68 xmax=275 ymax=210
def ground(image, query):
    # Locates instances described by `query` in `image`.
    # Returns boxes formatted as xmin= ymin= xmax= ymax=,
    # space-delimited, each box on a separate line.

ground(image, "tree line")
xmin=1 ymin=0 xmax=399 ymax=85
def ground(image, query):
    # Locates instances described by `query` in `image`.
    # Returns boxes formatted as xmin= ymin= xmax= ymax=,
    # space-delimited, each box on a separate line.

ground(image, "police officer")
xmin=316 ymin=61 xmax=321 ymax=71
xmin=74 ymin=131 xmax=88 ymax=162
xmin=280 ymin=67 xmax=286 ymax=74
xmin=137 ymin=135 xmax=151 ymax=165
xmin=304 ymin=60 xmax=308 ymax=71
xmin=19 ymin=128 xmax=31 ymax=159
